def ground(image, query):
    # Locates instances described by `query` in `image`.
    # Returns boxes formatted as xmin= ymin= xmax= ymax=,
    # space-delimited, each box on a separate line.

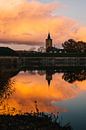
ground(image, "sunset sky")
xmin=0 ymin=0 xmax=86 ymax=49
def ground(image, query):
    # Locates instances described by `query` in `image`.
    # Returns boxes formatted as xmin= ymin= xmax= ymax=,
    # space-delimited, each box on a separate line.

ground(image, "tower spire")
xmin=48 ymin=32 xmax=51 ymax=39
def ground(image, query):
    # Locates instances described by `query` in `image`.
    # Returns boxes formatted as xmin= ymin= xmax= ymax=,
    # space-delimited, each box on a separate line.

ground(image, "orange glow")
xmin=0 ymin=71 xmax=83 ymax=115
xmin=0 ymin=0 xmax=85 ymax=45
xmin=74 ymin=27 xmax=86 ymax=41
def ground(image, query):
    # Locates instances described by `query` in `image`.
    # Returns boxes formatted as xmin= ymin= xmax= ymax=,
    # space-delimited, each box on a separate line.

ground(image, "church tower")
xmin=46 ymin=33 xmax=52 ymax=52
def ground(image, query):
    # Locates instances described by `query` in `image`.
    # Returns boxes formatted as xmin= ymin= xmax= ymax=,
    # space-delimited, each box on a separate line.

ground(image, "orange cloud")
xmin=0 ymin=0 xmax=86 ymax=46
xmin=74 ymin=27 xmax=86 ymax=41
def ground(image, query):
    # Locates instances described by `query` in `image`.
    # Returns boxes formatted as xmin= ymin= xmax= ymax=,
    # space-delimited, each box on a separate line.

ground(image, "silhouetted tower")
xmin=46 ymin=33 xmax=52 ymax=52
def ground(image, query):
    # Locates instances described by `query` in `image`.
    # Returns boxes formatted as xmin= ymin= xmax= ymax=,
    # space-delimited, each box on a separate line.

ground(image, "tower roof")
xmin=47 ymin=33 xmax=51 ymax=39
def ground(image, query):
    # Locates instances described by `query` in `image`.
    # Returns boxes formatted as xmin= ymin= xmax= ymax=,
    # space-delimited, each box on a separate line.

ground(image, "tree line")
xmin=62 ymin=39 xmax=86 ymax=53
xmin=0 ymin=39 xmax=86 ymax=56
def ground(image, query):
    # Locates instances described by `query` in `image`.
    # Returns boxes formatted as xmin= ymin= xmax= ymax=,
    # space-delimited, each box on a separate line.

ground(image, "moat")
xmin=0 ymin=61 xmax=86 ymax=130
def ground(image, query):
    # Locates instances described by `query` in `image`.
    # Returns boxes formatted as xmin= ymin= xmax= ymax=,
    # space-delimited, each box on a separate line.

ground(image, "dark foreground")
xmin=0 ymin=112 xmax=72 ymax=130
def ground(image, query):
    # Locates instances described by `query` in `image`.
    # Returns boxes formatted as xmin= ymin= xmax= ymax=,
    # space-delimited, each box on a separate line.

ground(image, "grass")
xmin=0 ymin=101 xmax=73 ymax=130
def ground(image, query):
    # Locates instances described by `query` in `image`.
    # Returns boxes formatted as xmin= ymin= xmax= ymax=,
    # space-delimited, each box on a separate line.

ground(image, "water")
xmin=0 ymin=67 xmax=86 ymax=130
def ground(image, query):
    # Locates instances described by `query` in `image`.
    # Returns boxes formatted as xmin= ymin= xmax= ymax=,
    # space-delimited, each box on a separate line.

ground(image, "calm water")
xmin=0 ymin=68 xmax=86 ymax=130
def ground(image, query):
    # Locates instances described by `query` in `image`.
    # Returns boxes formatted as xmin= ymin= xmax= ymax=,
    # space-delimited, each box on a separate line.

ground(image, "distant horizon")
xmin=0 ymin=37 xmax=86 ymax=51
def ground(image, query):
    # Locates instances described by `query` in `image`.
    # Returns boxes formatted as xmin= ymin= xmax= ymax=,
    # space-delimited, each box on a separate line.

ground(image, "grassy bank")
xmin=0 ymin=112 xmax=72 ymax=130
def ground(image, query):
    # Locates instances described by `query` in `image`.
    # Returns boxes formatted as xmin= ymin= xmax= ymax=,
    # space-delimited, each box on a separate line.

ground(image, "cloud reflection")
xmin=0 ymin=71 xmax=80 ymax=115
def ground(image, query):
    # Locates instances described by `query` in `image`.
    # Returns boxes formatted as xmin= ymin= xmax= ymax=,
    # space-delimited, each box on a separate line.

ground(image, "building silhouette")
xmin=46 ymin=33 xmax=52 ymax=52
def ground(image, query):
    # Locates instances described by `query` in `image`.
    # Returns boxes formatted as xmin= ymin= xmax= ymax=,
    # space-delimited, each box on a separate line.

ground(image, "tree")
xmin=62 ymin=39 xmax=77 ymax=52
xmin=77 ymin=41 xmax=86 ymax=52
xmin=62 ymin=39 xmax=86 ymax=53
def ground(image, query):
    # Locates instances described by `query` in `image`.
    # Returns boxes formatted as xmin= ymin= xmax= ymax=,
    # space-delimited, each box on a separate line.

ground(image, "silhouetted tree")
xmin=77 ymin=41 xmax=86 ymax=52
xmin=62 ymin=39 xmax=86 ymax=53
xmin=62 ymin=39 xmax=77 ymax=52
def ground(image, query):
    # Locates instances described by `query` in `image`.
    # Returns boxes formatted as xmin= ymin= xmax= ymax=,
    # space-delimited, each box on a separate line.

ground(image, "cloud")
xmin=0 ymin=0 xmax=86 ymax=46
xmin=74 ymin=27 xmax=86 ymax=41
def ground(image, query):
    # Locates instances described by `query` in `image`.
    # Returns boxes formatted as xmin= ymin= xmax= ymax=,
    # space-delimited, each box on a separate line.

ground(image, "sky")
xmin=0 ymin=0 xmax=86 ymax=49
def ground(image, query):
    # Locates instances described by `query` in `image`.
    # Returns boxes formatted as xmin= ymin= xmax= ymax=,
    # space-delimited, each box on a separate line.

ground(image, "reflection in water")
xmin=27 ymin=68 xmax=86 ymax=86
xmin=0 ymin=66 xmax=86 ymax=113
xmin=0 ymin=67 xmax=20 ymax=115
xmin=46 ymin=69 xmax=86 ymax=85
xmin=46 ymin=70 xmax=53 ymax=86
xmin=0 ymin=78 xmax=13 ymax=100
xmin=0 ymin=68 xmax=19 ymax=99
xmin=0 ymin=66 xmax=86 ymax=129
xmin=62 ymin=70 xmax=86 ymax=83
